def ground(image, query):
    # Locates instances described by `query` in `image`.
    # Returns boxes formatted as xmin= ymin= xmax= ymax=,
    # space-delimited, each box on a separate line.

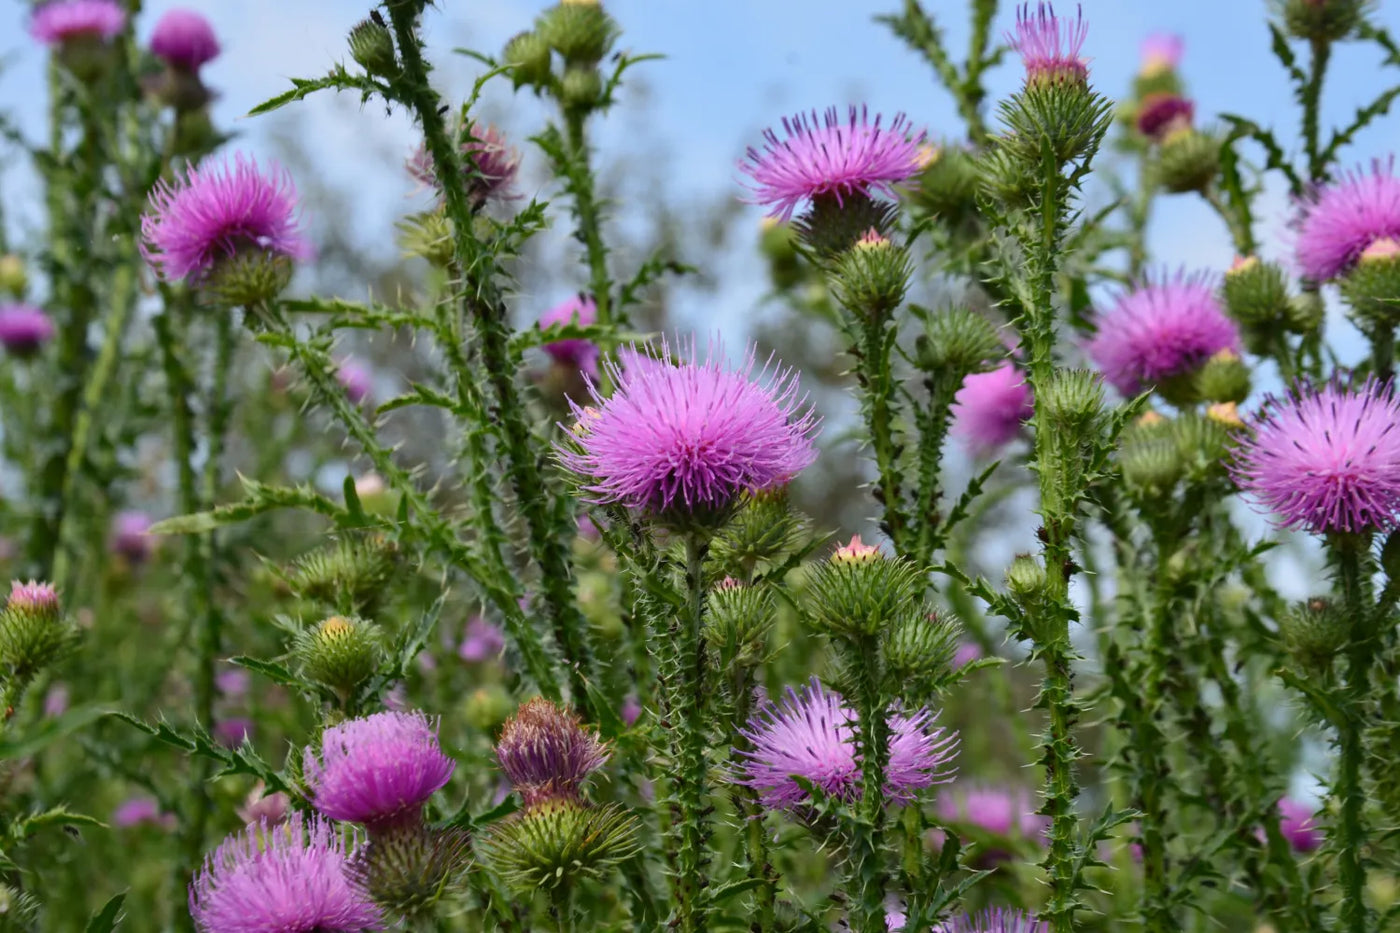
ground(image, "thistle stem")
xmin=563 ymin=108 xmax=615 ymax=328
xmin=1332 ymin=533 xmax=1374 ymax=933
xmin=1303 ymin=38 xmax=1332 ymax=182
xmin=849 ymin=635 xmax=891 ymax=933
xmin=857 ymin=310 xmax=910 ymax=555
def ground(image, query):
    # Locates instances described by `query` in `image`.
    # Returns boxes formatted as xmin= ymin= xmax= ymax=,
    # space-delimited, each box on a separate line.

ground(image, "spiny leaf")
xmin=84 ymin=893 xmax=127 ymax=933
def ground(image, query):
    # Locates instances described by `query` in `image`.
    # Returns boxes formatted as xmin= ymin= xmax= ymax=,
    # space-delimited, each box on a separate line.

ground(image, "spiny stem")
xmin=1303 ymin=37 xmax=1332 ymax=182
xmin=1332 ymin=533 xmax=1373 ymax=933
xmin=857 ymin=311 xmax=909 ymax=555
xmin=668 ymin=533 xmax=712 ymax=933
xmin=849 ymin=636 xmax=891 ymax=933
xmin=563 ymin=108 xmax=615 ymax=327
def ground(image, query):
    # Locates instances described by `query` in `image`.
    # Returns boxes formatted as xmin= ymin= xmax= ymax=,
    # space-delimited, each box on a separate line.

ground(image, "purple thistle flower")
xmin=1007 ymin=3 xmax=1089 ymax=86
xmin=1278 ymin=797 xmax=1322 ymax=852
xmin=1139 ymin=33 xmax=1183 ymax=77
xmin=0 ymin=304 xmax=55 ymax=356
xmin=110 ymin=510 xmax=154 ymax=563
xmin=237 ymin=783 xmax=290 ymax=827
xmin=458 ymin=615 xmax=505 ymax=663
xmin=937 ymin=785 xmax=1049 ymax=841
xmin=495 ymin=698 xmax=609 ymax=805
xmin=935 ymin=908 xmax=1047 ymax=933
xmin=951 ymin=363 xmax=1034 ymax=456
xmin=44 ymin=683 xmax=69 ymax=717
xmin=214 ymin=718 xmax=254 ymax=748
xmin=334 ymin=357 xmax=373 ymax=406
xmin=150 ymin=9 xmax=220 ymax=71
xmin=539 ymin=294 xmax=600 ymax=375
xmin=739 ymin=106 xmax=926 ymax=221
xmin=1136 ymin=93 xmax=1194 ymax=141
xmin=29 ymin=0 xmax=125 ymax=45
xmin=8 ymin=580 xmax=59 ymax=615
xmin=1231 ymin=380 xmax=1400 ymax=534
xmin=1295 ymin=159 xmax=1400 ymax=282
xmin=189 ymin=812 xmax=381 ymax=933
xmin=304 ymin=710 xmax=456 ymax=828
xmin=733 ymin=678 xmax=957 ymax=809
xmin=407 ymin=123 xmax=520 ymax=205
xmin=113 ymin=796 xmax=172 ymax=829
xmin=216 ymin=668 xmax=250 ymax=698
xmin=141 ymin=153 xmax=309 ymax=285
xmin=1087 ymin=271 xmax=1241 ymax=397
xmin=953 ymin=641 xmax=983 ymax=669
xmin=560 ymin=339 xmax=818 ymax=515
xmin=620 ymin=694 xmax=643 ymax=727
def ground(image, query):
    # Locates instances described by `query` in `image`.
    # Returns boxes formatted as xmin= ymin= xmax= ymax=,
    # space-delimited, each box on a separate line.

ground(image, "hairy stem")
xmin=563 ymin=108 xmax=615 ymax=327
xmin=856 ymin=310 xmax=909 ymax=554
xmin=1332 ymin=534 xmax=1373 ymax=933
xmin=849 ymin=636 xmax=891 ymax=933
xmin=1303 ymin=38 xmax=1332 ymax=182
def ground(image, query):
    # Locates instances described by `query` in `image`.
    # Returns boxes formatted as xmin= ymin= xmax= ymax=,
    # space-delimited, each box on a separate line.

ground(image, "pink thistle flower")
xmin=150 ymin=9 xmax=220 ymax=71
xmin=334 ymin=357 xmax=373 ymax=406
xmin=8 ymin=580 xmax=59 ymax=615
xmin=458 ymin=615 xmax=505 ymax=663
xmin=110 ymin=510 xmax=154 ymax=563
xmin=937 ymin=785 xmax=1049 ymax=841
xmin=216 ymin=668 xmax=250 ymax=698
xmin=189 ymin=812 xmax=381 ymax=933
xmin=739 ymin=106 xmax=926 ymax=221
xmin=1139 ymin=33 xmax=1183 ymax=77
xmin=1278 ymin=797 xmax=1322 ymax=852
xmin=1087 ymin=271 xmax=1241 ymax=397
xmin=214 ymin=718 xmax=254 ymax=748
xmin=141 ymin=153 xmax=309 ymax=285
xmin=495 ymin=698 xmax=609 ymax=805
xmin=1230 ymin=380 xmax=1400 ymax=534
xmin=113 ymin=796 xmax=172 ymax=829
xmin=0 ymin=304 xmax=55 ymax=356
xmin=304 ymin=710 xmax=455 ymax=828
xmin=620 ymin=694 xmax=643 ymax=727
xmin=935 ymin=908 xmax=1047 ymax=933
xmin=1295 ymin=159 xmax=1400 ymax=282
xmin=539 ymin=294 xmax=600 ymax=375
xmin=44 ymin=683 xmax=69 ymax=717
xmin=237 ymin=783 xmax=290 ymax=827
xmin=29 ymin=0 xmax=125 ymax=45
xmin=952 ymin=363 xmax=1034 ymax=456
xmin=407 ymin=123 xmax=520 ymax=205
xmin=1007 ymin=3 xmax=1089 ymax=86
xmin=1136 ymin=93 xmax=1194 ymax=141
xmin=953 ymin=641 xmax=983 ymax=669
xmin=733 ymin=678 xmax=957 ymax=810
xmin=560 ymin=339 xmax=819 ymax=515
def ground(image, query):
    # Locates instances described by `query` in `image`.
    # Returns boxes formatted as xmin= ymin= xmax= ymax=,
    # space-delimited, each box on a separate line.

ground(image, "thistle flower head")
xmin=1087 ymin=271 xmax=1241 ymax=398
xmin=733 ymin=678 xmax=957 ymax=809
xmin=934 ymin=908 xmax=1047 ymax=933
xmin=334 ymin=357 xmax=373 ymax=406
xmin=408 ymin=123 xmax=520 ymax=206
xmin=539 ymin=293 xmax=600 ymax=374
xmin=110 ymin=510 xmax=155 ymax=563
xmin=1138 ymin=33 xmax=1183 ymax=78
xmin=558 ymin=339 xmax=818 ymax=519
xmin=937 ymin=785 xmax=1049 ymax=841
xmin=952 ymin=363 xmax=1034 ymax=456
xmin=0 ymin=304 xmax=55 ymax=356
xmin=8 ymin=580 xmax=59 ymax=616
xmin=495 ymin=698 xmax=609 ymax=805
xmin=189 ymin=812 xmax=382 ymax=933
xmin=150 ymin=9 xmax=221 ymax=71
xmin=1278 ymin=797 xmax=1322 ymax=852
xmin=1295 ymin=159 xmax=1400 ymax=282
xmin=458 ymin=615 xmax=505 ymax=662
xmin=1008 ymin=3 xmax=1089 ymax=86
xmin=113 ymin=796 xmax=171 ymax=829
xmin=832 ymin=535 xmax=882 ymax=564
xmin=29 ymin=0 xmax=125 ymax=45
xmin=304 ymin=711 xmax=455 ymax=828
xmin=1136 ymin=93 xmax=1194 ymax=141
xmin=739 ymin=106 xmax=926 ymax=220
xmin=141 ymin=153 xmax=309 ymax=287
xmin=1230 ymin=380 xmax=1400 ymax=534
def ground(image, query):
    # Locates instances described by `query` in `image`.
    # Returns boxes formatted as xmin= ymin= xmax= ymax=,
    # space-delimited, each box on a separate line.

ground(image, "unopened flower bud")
xmin=537 ymin=0 xmax=618 ymax=65
xmin=295 ymin=616 xmax=383 ymax=697
xmin=759 ymin=217 xmax=803 ymax=291
xmin=1286 ymin=291 xmax=1326 ymax=334
xmin=1119 ymin=433 xmax=1183 ymax=495
xmin=914 ymin=306 xmax=1002 ymax=376
xmin=1193 ymin=349 xmax=1252 ymax=404
xmin=1005 ymin=554 xmax=1047 ymax=602
xmin=885 ymin=611 xmax=960 ymax=685
xmin=709 ymin=487 xmax=807 ymax=577
xmin=1206 ymin=401 xmax=1245 ymax=429
xmin=560 ymin=65 xmax=603 ymax=112
xmin=201 ymin=247 xmax=295 ymax=310
xmin=495 ymin=698 xmax=609 ymax=805
xmin=704 ymin=578 xmax=775 ymax=667
xmin=348 ymin=16 xmax=396 ymax=77
xmin=1281 ymin=0 xmax=1366 ymax=43
xmin=908 ymin=144 xmax=979 ymax=222
xmin=1222 ymin=256 xmax=1292 ymax=335
xmin=1341 ymin=237 xmax=1400 ymax=331
xmin=480 ymin=798 xmax=639 ymax=892
xmin=503 ymin=30 xmax=553 ymax=89
xmin=831 ymin=230 xmax=911 ymax=317
xmin=806 ymin=547 xmax=926 ymax=640
xmin=1155 ymin=127 xmax=1219 ymax=194
xmin=0 ymin=255 xmax=27 ymax=298
xmin=1279 ymin=597 xmax=1348 ymax=671
xmin=1039 ymin=368 xmax=1106 ymax=430
xmin=832 ymin=535 xmax=881 ymax=565
xmin=350 ymin=820 xmax=470 ymax=920
xmin=0 ymin=581 xmax=75 ymax=680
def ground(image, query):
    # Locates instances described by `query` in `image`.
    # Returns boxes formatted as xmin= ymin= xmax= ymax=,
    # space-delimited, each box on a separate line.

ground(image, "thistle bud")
xmin=1119 ymin=432 xmax=1183 ymax=495
xmin=703 ymin=578 xmax=775 ymax=667
xmin=830 ymin=230 xmax=911 ymax=317
xmin=495 ymin=698 xmax=609 ymax=805
xmin=462 ymin=685 xmax=517 ymax=732
xmin=709 ymin=487 xmax=807 ymax=577
xmin=1287 ymin=291 xmax=1327 ymax=335
xmin=1281 ymin=0 xmax=1366 ymax=43
xmin=908 ymin=144 xmax=979 ymax=222
xmin=503 ymin=30 xmax=553 ymax=89
xmin=201 ymin=247 xmax=295 ymax=310
xmin=1340 ymin=238 xmax=1400 ymax=331
xmin=0 ymin=255 xmax=27 ymax=298
xmin=831 ymin=535 xmax=881 ymax=565
xmin=977 ymin=142 xmax=1035 ymax=206
xmin=1222 ymin=256 xmax=1292 ymax=337
xmin=0 ymin=581 xmax=75 ymax=681
xmin=805 ymin=547 xmax=926 ymax=641
xmin=1279 ymin=597 xmax=1348 ymax=671
xmin=559 ymin=65 xmax=603 ymax=112
xmin=1193 ymin=349 xmax=1252 ymax=404
xmin=759 ymin=217 xmax=803 ymax=291
xmin=1038 ymin=368 xmax=1106 ymax=430
xmin=537 ymin=0 xmax=618 ymax=66
xmin=348 ymin=17 xmax=397 ymax=77
xmin=914 ymin=306 xmax=1002 ymax=376
xmin=792 ymin=193 xmax=900 ymax=261
xmin=885 ymin=611 xmax=960 ymax=686
xmin=396 ymin=209 xmax=455 ymax=268
xmin=1005 ymin=554 xmax=1047 ymax=603
xmin=1206 ymin=401 xmax=1246 ymax=430
xmin=285 ymin=535 xmax=398 ymax=614
xmin=1154 ymin=127 xmax=1219 ymax=195
xmin=1168 ymin=411 xmax=1232 ymax=479
xmin=294 ymin=616 xmax=383 ymax=698
xmin=350 ymin=821 xmax=469 ymax=920
xmin=479 ymin=798 xmax=639 ymax=891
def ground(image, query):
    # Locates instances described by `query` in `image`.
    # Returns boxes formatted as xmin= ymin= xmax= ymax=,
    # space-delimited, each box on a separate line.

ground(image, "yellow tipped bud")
xmin=831 ymin=535 xmax=881 ymax=565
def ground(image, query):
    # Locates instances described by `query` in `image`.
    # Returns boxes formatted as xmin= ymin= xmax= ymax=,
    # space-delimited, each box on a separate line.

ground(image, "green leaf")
xmin=230 ymin=656 xmax=303 ymax=689
xmin=709 ymin=877 xmax=764 ymax=905
xmin=17 ymin=805 xmax=106 ymax=836
xmin=84 ymin=893 xmax=126 ymax=933
xmin=0 ymin=705 xmax=111 ymax=760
